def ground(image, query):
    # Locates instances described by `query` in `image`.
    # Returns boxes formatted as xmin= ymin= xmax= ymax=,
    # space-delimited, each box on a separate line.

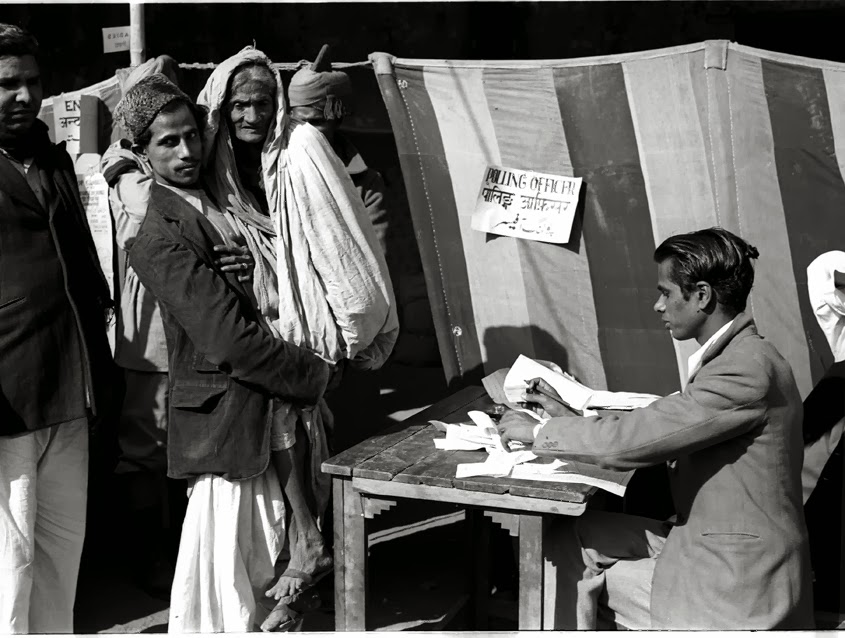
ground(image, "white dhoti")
xmin=168 ymin=465 xmax=286 ymax=633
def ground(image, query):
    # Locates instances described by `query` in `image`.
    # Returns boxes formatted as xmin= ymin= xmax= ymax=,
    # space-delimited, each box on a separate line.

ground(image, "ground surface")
xmin=72 ymin=363 xmax=519 ymax=633
xmin=74 ymin=504 xmax=518 ymax=633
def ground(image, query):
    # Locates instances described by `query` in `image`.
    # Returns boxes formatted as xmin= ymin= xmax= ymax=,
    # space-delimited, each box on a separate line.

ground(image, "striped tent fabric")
xmin=371 ymin=40 xmax=845 ymax=399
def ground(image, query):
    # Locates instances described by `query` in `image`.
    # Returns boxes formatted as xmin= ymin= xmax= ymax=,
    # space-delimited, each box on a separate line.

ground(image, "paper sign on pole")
xmin=52 ymin=94 xmax=98 ymax=157
xmin=471 ymin=165 xmax=582 ymax=244
xmin=102 ymin=26 xmax=131 ymax=54
xmin=76 ymin=153 xmax=116 ymax=355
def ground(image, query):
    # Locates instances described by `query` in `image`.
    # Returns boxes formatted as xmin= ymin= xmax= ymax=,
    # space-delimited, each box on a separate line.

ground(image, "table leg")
xmin=518 ymin=513 xmax=545 ymax=630
xmin=332 ymin=477 xmax=367 ymax=631
xmin=467 ymin=509 xmax=490 ymax=629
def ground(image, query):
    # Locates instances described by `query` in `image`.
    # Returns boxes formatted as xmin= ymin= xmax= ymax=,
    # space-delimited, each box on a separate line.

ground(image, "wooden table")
xmin=322 ymin=385 xmax=597 ymax=631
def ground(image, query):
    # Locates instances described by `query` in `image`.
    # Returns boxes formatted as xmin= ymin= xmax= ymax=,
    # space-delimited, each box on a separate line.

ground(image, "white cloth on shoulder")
xmin=808 ymin=250 xmax=845 ymax=362
xmin=802 ymin=250 xmax=845 ymax=503
xmin=271 ymin=121 xmax=399 ymax=369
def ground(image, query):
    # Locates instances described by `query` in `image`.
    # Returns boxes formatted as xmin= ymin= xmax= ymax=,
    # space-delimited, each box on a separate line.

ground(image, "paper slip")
xmin=433 ymin=421 xmax=525 ymax=452
xmin=434 ymin=424 xmax=491 ymax=451
xmin=429 ymin=420 xmax=450 ymax=433
xmin=467 ymin=410 xmax=507 ymax=452
xmin=456 ymin=449 xmax=537 ymax=479
xmin=511 ymin=460 xmax=629 ymax=497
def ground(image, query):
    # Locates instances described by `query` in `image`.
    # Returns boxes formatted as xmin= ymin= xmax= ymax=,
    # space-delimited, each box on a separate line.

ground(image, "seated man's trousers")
xmin=543 ymin=509 xmax=670 ymax=629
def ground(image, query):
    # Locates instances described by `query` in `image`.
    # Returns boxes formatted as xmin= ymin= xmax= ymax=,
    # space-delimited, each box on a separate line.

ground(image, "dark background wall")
xmin=2 ymin=1 xmax=845 ymax=97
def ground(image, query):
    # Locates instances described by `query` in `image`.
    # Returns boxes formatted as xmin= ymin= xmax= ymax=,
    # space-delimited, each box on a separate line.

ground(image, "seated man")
xmin=500 ymin=227 xmax=813 ymax=630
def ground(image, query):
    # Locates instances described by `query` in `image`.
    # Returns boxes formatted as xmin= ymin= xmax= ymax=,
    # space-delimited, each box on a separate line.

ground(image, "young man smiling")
xmin=500 ymin=227 xmax=813 ymax=630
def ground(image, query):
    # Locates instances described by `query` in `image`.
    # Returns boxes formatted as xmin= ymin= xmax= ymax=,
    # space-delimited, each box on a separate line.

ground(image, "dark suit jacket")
xmin=129 ymin=182 xmax=331 ymax=480
xmin=0 ymin=121 xmax=116 ymax=435
xmin=536 ymin=313 xmax=814 ymax=629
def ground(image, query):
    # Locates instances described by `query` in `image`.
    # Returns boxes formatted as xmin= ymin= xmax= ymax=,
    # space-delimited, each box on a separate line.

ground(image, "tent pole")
xmin=129 ymin=3 xmax=146 ymax=67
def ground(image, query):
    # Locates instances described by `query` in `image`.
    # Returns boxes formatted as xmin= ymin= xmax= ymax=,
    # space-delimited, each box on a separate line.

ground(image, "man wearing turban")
xmin=287 ymin=44 xmax=389 ymax=256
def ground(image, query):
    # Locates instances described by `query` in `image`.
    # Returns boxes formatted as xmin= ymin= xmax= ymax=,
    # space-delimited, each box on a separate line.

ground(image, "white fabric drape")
xmin=802 ymin=251 xmax=845 ymax=503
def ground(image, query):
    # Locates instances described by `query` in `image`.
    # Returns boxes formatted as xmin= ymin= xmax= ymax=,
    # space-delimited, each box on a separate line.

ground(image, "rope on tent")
xmin=177 ymin=60 xmax=373 ymax=71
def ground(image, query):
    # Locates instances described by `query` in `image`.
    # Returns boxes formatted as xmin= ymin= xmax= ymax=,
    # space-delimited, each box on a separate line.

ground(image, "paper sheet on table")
xmin=467 ymin=410 xmax=508 ymax=452
xmin=434 ymin=424 xmax=491 ymax=450
xmin=433 ymin=414 xmax=526 ymax=451
xmin=456 ymin=449 xmax=537 ymax=478
xmin=511 ymin=459 xmax=629 ymax=497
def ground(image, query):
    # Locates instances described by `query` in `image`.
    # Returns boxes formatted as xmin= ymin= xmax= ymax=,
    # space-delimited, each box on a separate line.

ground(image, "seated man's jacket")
xmin=0 ymin=121 xmax=117 ymax=434
xmin=129 ymin=182 xmax=330 ymax=480
xmin=535 ymin=312 xmax=813 ymax=630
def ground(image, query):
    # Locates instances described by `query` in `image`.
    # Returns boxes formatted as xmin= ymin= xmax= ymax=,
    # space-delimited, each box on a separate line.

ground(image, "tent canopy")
xmin=372 ymin=40 xmax=845 ymax=399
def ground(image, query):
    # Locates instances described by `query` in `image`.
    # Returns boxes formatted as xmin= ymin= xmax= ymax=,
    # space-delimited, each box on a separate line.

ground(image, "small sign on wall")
xmin=102 ymin=26 xmax=131 ymax=54
xmin=471 ymin=165 xmax=582 ymax=244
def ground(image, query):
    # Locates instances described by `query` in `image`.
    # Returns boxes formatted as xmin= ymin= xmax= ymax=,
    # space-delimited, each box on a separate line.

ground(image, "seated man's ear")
xmin=132 ymin=143 xmax=146 ymax=156
xmin=695 ymin=280 xmax=716 ymax=310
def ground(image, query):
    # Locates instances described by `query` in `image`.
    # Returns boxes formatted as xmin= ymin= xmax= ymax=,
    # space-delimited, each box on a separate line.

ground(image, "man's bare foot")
xmin=266 ymin=535 xmax=333 ymax=600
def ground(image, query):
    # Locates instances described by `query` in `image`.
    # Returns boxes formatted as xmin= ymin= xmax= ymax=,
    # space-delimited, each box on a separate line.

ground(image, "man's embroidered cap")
xmin=114 ymin=73 xmax=193 ymax=144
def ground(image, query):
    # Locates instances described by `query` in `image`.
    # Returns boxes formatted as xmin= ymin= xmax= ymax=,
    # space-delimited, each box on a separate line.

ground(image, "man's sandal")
xmin=260 ymin=589 xmax=321 ymax=632
xmin=278 ymin=563 xmax=332 ymax=591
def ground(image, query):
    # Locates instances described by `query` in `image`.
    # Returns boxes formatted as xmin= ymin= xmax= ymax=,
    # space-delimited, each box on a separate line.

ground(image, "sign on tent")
xmin=471 ymin=164 xmax=582 ymax=244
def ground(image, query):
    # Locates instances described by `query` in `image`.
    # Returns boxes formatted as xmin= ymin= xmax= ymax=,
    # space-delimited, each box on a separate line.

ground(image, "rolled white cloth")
xmin=802 ymin=250 xmax=845 ymax=503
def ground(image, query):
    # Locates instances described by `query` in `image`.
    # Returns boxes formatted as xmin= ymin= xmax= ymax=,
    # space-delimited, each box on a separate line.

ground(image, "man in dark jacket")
xmin=0 ymin=24 xmax=118 ymax=633
xmin=119 ymin=73 xmax=333 ymax=631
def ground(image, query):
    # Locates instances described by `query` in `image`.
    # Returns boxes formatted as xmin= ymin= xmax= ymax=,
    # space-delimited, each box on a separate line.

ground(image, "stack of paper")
xmin=503 ymin=355 xmax=661 ymax=414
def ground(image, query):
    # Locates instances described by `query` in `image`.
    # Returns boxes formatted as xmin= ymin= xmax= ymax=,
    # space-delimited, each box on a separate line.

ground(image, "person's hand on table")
xmin=498 ymin=410 xmax=541 ymax=451
xmin=213 ymin=244 xmax=254 ymax=282
xmin=522 ymin=377 xmax=578 ymax=417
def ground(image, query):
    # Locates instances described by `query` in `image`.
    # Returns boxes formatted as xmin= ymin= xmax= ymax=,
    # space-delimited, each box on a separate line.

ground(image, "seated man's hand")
xmin=213 ymin=244 xmax=254 ymax=282
xmin=498 ymin=410 xmax=541 ymax=451
xmin=522 ymin=377 xmax=577 ymax=417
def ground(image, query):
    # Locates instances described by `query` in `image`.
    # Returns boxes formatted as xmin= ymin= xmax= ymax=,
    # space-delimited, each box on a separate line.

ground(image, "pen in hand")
xmin=524 ymin=378 xmax=563 ymax=403
xmin=524 ymin=378 xmax=580 ymax=417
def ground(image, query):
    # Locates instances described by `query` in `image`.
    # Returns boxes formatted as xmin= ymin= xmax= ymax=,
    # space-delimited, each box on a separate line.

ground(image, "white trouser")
xmin=0 ymin=420 xmax=89 ymax=633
